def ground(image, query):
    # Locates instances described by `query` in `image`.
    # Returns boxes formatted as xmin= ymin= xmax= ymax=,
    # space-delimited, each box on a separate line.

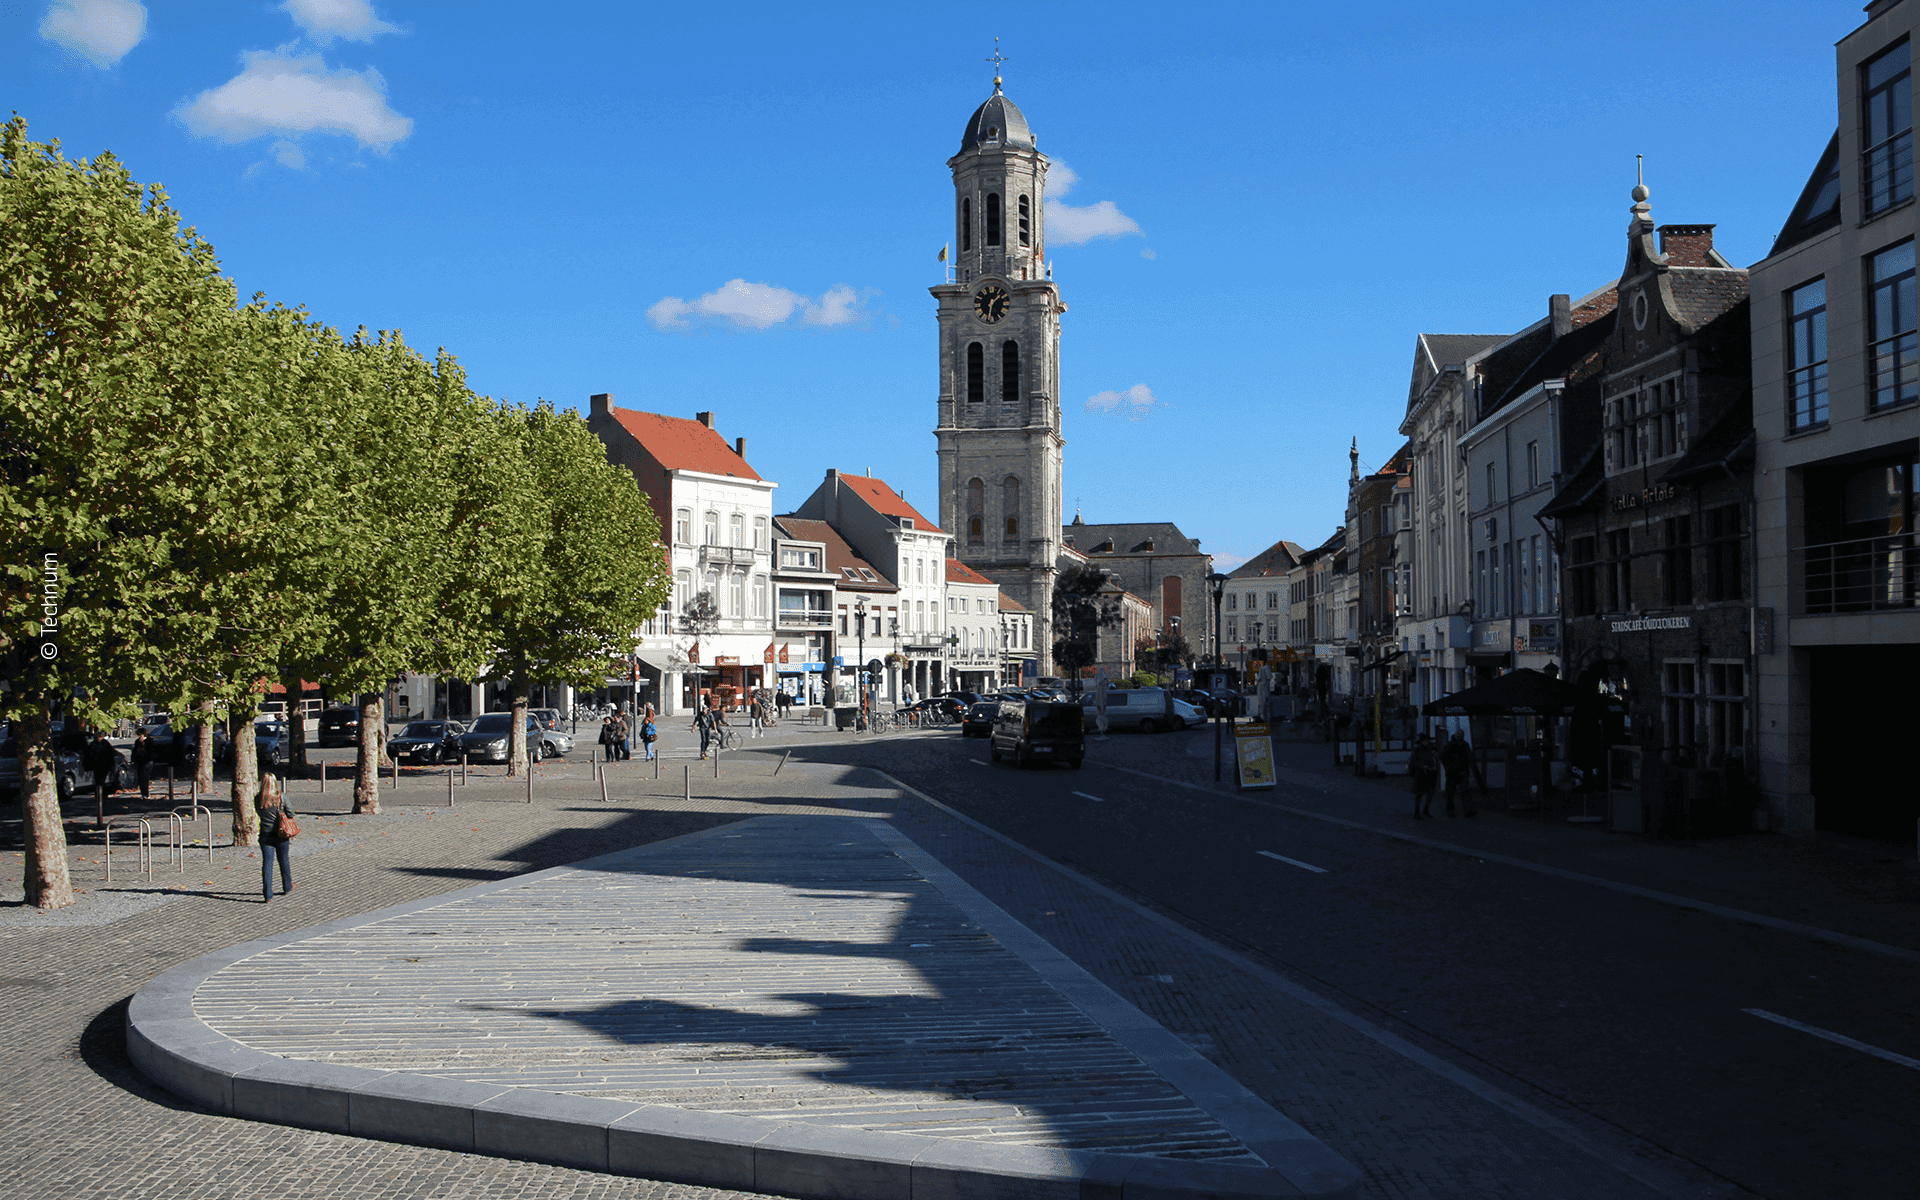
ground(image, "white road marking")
xmin=1743 ymin=1008 xmax=1920 ymax=1071
xmin=1071 ymin=791 xmax=1105 ymax=802
xmin=969 ymin=759 xmax=987 ymax=766
xmin=1258 ymin=850 xmax=1327 ymax=874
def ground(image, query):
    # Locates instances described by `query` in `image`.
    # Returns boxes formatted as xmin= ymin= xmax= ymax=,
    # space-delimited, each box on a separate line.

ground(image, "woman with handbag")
xmin=640 ymin=704 xmax=658 ymax=761
xmin=255 ymin=772 xmax=299 ymax=902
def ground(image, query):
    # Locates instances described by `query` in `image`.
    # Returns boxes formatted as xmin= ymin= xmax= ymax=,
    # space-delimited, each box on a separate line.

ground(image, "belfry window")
xmin=1003 ymin=475 xmax=1020 ymax=540
xmin=1018 ymin=195 xmax=1030 ymax=246
xmin=986 ymin=193 xmax=1002 ymax=246
xmin=966 ymin=342 xmax=984 ymax=403
xmin=967 ymin=477 xmax=984 ymax=543
xmin=961 ymin=197 xmax=971 ymax=252
xmin=1001 ymin=340 xmax=1020 ymax=402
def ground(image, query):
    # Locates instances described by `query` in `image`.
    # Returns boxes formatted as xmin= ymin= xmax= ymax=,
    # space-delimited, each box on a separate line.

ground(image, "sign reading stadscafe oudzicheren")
xmin=1609 ymin=616 xmax=1692 ymax=633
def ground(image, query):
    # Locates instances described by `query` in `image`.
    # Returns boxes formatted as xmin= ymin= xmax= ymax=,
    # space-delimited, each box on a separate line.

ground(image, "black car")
xmin=988 ymin=697 xmax=1086 ymax=768
xmin=960 ymin=702 xmax=997 ymax=737
xmin=388 ymin=720 xmax=464 ymax=764
xmin=317 ymin=706 xmax=360 ymax=747
xmin=942 ymin=690 xmax=983 ymax=707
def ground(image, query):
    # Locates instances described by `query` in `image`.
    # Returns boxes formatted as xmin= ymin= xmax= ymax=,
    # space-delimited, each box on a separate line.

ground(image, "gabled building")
xmin=1541 ymin=185 xmax=1753 ymax=833
xmin=1223 ymin=536 xmax=1306 ymax=676
xmin=945 ymin=557 xmax=1001 ymax=693
xmin=1747 ymin=0 xmax=1920 ymax=839
xmin=1059 ymin=517 xmax=1212 ymax=659
xmin=768 ymin=518 xmax=843 ymax=707
xmin=588 ymin=395 xmax=777 ymax=715
xmin=998 ymin=590 xmax=1037 ymax=686
xmin=791 ymin=469 xmax=953 ymax=701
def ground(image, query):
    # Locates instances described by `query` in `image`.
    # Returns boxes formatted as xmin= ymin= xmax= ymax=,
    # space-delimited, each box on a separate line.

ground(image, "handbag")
xmin=281 ymin=813 xmax=300 ymax=838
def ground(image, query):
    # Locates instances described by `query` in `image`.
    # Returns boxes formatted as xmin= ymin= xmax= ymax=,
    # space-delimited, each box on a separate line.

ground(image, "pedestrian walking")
xmin=640 ymin=704 xmax=657 ymax=761
xmin=615 ymin=709 xmax=632 ymax=761
xmin=131 ymin=727 xmax=154 ymax=800
xmin=693 ymin=702 xmax=715 ymax=759
xmin=1442 ymin=730 xmax=1476 ymax=817
xmin=1409 ymin=734 xmax=1441 ymax=820
xmin=597 ymin=715 xmax=617 ymax=763
xmin=255 ymin=772 xmax=298 ymax=903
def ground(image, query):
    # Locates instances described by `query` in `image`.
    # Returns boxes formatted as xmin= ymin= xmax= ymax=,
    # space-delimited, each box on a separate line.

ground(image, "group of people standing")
xmin=597 ymin=705 xmax=658 ymax=762
xmin=1407 ymin=731 xmax=1477 ymax=820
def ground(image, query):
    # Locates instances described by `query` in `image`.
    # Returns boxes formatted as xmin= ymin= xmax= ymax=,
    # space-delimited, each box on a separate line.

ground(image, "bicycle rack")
xmin=172 ymin=803 xmax=216 ymax=867
xmin=105 ymin=813 xmax=182 ymax=882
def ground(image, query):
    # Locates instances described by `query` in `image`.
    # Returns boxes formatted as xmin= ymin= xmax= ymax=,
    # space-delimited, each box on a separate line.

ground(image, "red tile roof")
xmin=996 ymin=591 xmax=1028 ymax=613
xmin=839 ymin=473 xmax=942 ymax=533
xmin=774 ymin=517 xmax=895 ymax=591
xmin=612 ymin=408 xmax=761 ymax=480
xmin=945 ymin=557 xmax=993 ymax=586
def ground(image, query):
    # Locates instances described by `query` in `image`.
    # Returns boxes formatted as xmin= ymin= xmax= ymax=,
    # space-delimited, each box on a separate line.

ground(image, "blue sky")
xmin=9 ymin=0 xmax=1857 ymax=569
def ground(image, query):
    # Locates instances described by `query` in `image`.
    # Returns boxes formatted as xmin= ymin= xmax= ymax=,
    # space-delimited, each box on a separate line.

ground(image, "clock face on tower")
xmin=972 ymin=284 xmax=1010 ymax=323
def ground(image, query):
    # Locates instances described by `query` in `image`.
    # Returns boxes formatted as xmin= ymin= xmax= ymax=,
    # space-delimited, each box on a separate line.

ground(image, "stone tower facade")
xmin=932 ymin=78 xmax=1064 ymax=674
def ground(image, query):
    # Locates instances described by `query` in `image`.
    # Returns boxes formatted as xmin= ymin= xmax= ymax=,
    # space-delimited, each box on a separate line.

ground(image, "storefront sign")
xmin=1235 ymin=722 xmax=1275 ymax=790
xmin=1611 ymin=484 xmax=1677 ymax=512
xmin=714 ymin=655 xmax=740 ymax=666
xmin=763 ymin=644 xmax=776 ymax=664
xmin=1609 ymin=615 xmax=1691 ymax=633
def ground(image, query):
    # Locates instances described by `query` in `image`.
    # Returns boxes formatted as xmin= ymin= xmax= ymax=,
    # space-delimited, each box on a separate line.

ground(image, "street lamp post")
xmin=852 ymin=597 xmax=869 ymax=731
xmin=1207 ymin=571 xmax=1229 ymax=782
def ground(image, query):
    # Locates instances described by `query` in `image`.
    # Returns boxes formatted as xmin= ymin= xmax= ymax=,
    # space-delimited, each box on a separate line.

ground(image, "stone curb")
xmin=126 ymin=818 xmax=1358 ymax=1199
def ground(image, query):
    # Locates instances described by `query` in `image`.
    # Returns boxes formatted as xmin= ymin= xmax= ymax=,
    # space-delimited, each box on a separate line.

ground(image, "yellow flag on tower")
xmin=938 ymin=243 xmax=948 ymax=263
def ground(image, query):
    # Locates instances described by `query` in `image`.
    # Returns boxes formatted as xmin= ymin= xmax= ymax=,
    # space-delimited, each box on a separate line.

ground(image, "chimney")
xmin=823 ymin=468 xmax=841 ymax=523
xmin=589 ymin=392 xmax=613 ymax=419
xmin=734 ymin=436 xmax=747 ymax=459
xmin=1656 ymin=224 xmax=1717 ymax=267
xmin=695 ymin=411 xmax=715 ymax=428
xmin=1549 ymin=294 xmax=1571 ymax=340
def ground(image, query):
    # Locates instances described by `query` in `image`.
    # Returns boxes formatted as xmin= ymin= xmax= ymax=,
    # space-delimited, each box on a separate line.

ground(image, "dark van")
xmin=989 ymin=697 xmax=1086 ymax=768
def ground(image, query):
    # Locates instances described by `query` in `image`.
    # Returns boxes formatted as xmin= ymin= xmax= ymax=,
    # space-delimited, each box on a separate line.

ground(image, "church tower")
xmin=933 ymin=69 xmax=1064 ymax=674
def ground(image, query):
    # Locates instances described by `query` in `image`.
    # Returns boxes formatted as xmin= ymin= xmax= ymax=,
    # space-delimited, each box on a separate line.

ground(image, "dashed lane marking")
xmin=1744 ymin=1008 xmax=1920 ymax=1071
xmin=1071 ymin=791 xmax=1106 ymax=802
xmin=1258 ymin=850 xmax=1326 ymax=874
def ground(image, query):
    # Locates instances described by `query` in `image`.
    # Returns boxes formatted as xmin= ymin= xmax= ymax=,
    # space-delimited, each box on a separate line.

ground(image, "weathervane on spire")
xmin=987 ymin=37 xmax=1008 ymax=91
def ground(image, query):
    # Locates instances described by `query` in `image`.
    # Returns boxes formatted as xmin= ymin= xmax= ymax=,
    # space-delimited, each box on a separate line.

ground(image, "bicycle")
xmin=868 ymin=710 xmax=897 ymax=734
xmin=712 ymin=724 xmax=739 ymax=751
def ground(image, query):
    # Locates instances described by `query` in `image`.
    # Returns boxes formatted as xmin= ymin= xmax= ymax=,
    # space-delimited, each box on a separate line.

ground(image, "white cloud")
xmin=174 ymin=49 xmax=412 ymax=151
xmin=1085 ymin=384 xmax=1165 ymax=421
xmin=38 ymin=0 xmax=146 ymax=68
xmin=269 ymin=139 xmax=306 ymax=168
xmin=648 ymin=279 xmax=867 ymax=331
xmin=1046 ymin=159 xmax=1144 ymax=246
xmin=281 ymin=0 xmax=398 ymax=44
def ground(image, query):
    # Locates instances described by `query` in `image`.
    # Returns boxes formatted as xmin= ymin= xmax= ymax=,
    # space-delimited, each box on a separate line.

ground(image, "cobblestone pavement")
xmin=1 ymin=721 xmax=1835 ymax=1199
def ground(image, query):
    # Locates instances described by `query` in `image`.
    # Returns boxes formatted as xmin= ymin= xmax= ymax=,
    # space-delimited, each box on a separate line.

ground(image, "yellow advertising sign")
xmin=1235 ymin=722 xmax=1275 ymax=790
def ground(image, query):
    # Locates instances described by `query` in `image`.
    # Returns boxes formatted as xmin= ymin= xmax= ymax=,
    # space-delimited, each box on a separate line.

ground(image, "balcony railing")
xmin=699 ymin=544 xmax=757 ymax=567
xmin=1797 ymin=533 xmax=1917 ymax=614
xmin=776 ymin=610 xmax=832 ymax=628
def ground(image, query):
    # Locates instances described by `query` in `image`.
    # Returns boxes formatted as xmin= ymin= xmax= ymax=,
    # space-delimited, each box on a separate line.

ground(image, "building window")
xmin=1787 ymin=278 xmax=1830 ymax=431
xmin=1662 ymin=515 xmax=1693 ymax=606
xmin=1226 ymin=593 xmax=1237 ymax=611
xmin=1702 ymin=504 xmax=1745 ymax=601
xmin=1476 ymin=549 xmax=1487 ymax=615
xmin=1862 ymin=39 xmax=1913 ymax=216
xmin=703 ymin=511 xmax=719 ymax=544
xmin=1017 ymin=194 xmax=1031 ymax=246
xmin=1662 ymin=661 xmax=1699 ymax=764
xmin=967 ymin=477 xmax=984 ymax=543
xmin=1529 ymin=535 xmax=1543 ymax=615
xmin=839 ymin=606 xmax=848 ymax=635
xmin=1002 ymin=475 xmax=1019 ymax=539
xmin=729 ymin=513 xmax=744 ymax=547
xmin=752 ymin=575 xmax=767 ymax=618
xmin=1225 ymin=617 xmax=1237 ymax=641
xmin=1706 ymin=662 xmax=1746 ymax=766
xmin=1267 ymin=591 xmax=1278 ymax=610
xmin=961 ymin=196 xmax=971 ymax=252
xmin=966 ymin=342 xmax=984 ymax=403
xmin=675 ymin=508 xmax=691 ymax=544
xmin=1605 ymin=529 xmax=1632 ymax=612
xmin=986 ymin=193 xmax=1002 ymax=246
xmin=1526 ymin=441 xmax=1540 ymax=489
xmin=753 ymin=516 xmax=767 ymax=550
xmin=1485 ymin=462 xmax=1497 ymax=508
xmin=1001 ymin=340 xmax=1020 ymax=402
xmin=675 ymin=570 xmax=691 ymax=612
xmin=1870 ymin=240 xmax=1918 ymax=410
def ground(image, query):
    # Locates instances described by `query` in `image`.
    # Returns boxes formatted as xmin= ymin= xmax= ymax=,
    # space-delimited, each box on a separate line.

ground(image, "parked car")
xmin=942 ymin=690 xmax=983 ymax=707
xmin=960 ymin=702 xmax=997 ymax=738
xmin=253 ymin=716 xmax=289 ymax=770
xmin=988 ymin=696 xmax=1086 ymax=768
xmin=1078 ymin=688 xmax=1203 ymax=734
xmin=317 ymin=706 xmax=360 ymax=747
xmin=530 ymin=708 xmax=562 ymax=731
xmin=388 ymin=720 xmax=464 ymax=765
xmin=454 ymin=713 xmax=568 ymax=763
xmin=0 ymin=733 xmax=131 ymax=802
xmin=140 ymin=718 xmax=229 ymax=763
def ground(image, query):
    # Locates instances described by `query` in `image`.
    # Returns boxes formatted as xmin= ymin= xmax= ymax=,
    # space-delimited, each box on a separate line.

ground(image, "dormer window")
xmin=900 ymin=518 xmax=914 ymax=530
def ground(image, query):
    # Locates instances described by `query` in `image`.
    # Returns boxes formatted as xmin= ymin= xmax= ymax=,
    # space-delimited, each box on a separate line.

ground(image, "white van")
xmin=1078 ymin=688 xmax=1203 ymax=734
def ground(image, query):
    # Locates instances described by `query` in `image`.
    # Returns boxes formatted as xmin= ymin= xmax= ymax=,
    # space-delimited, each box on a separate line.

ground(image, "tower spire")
xmin=986 ymin=37 xmax=1007 ymax=92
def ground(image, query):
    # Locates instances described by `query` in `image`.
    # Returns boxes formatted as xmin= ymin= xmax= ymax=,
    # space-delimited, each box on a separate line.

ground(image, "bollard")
xmin=391 ymin=758 xmax=399 ymax=789
xmin=167 ymin=767 xmax=175 ymax=802
xmin=600 ymin=773 xmax=609 ymax=804
xmin=684 ymin=764 xmax=690 ymax=802
xmin=460 ymin=752 xmax=467 ymax=785
xmin=713 ymin=745 xmax=719 ymax=778
xmin=654 ymin=749 xmax=659 ymax=779
xmin=776 ymin=749 xmax=790 ymax=775
xmin=525 ymin=757 xmax=532 ymax=804
xmin=320 ymin=760 xmax=327 ymax=794
xmin=447 ymin=764 xmax=454 ymax=807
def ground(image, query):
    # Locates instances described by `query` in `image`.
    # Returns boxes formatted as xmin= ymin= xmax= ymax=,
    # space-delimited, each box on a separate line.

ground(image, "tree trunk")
xmin=230 ymin=702 xmax=260 ymax=847
xmin=353 ymin=692 xmax=381 ymax=814
xmin=16 ymin=704 xmax=73 ymax=910
xmin=194 ymin=699 xmax=215 ymax=793
xmin=508 ymin=672 xmax=530 ymax=777
xmin=283 ymin=674 xmax=309 ymax=774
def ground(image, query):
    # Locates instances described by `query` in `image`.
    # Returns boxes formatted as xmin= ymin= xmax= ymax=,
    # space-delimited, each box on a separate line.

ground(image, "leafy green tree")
xmin=472 ymin=404 xmax=669 ymax=774
xmin=0 ymin=119 xmax=250 ymax=907
xmin=1050 ymin=563 xmax=1118 ymax=691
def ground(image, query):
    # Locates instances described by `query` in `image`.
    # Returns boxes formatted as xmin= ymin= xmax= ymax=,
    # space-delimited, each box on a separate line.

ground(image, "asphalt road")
xmin=798 ymin=725 xmax=1920 ymax=1200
